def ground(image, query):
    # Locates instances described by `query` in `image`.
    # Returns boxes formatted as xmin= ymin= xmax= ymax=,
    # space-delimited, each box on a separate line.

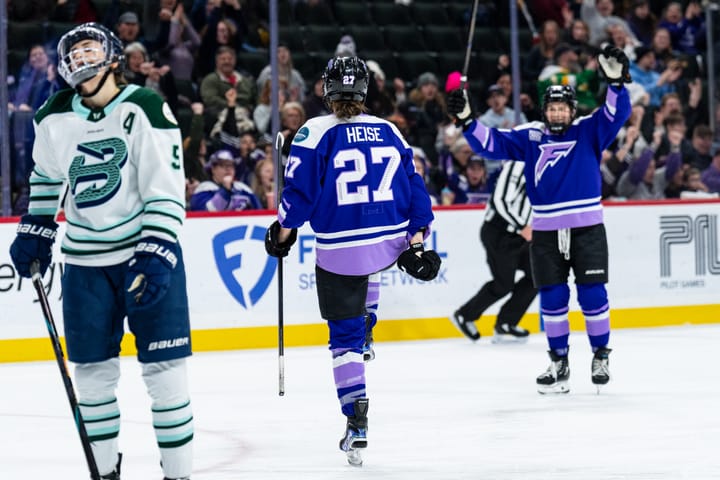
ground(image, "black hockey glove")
xmin=125 ymin=237 xmax=179 ymax=311
xmin=9 ymin=214 xmax=59 ymax=278
xmin=397 ymin=242 xmax=442 ymax=281
xmin=446 ymin=89 xmax=475 ymax=131
xmin=598 ymin=45 xmax=631 ymax=87
xmin=265 ymin=220 xmax=298 ymax=258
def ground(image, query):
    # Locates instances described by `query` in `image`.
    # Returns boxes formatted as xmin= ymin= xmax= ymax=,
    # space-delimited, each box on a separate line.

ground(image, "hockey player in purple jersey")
xmin=264 ymin=56 xmax=440 ymax=465
xmin=447 ymin=45 xmax=632 ymax=394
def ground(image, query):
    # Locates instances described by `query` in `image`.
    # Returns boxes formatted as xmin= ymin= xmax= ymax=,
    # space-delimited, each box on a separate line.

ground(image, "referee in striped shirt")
xmin=450 ymin=159 xmax=537 ymax=342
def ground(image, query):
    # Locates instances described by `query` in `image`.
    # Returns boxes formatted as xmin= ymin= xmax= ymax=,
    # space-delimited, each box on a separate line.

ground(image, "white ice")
xmin=1 ymin=324 xmax=719 ymax=479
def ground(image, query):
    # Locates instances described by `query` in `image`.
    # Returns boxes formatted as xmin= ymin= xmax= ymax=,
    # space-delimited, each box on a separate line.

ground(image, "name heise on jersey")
xmin=346 ymin=126 xmax=384 ymax=143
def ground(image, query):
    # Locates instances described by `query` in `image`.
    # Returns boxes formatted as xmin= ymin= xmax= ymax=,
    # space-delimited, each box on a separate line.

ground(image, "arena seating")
xmin=4 ymin=0 xmax=525 ymax=137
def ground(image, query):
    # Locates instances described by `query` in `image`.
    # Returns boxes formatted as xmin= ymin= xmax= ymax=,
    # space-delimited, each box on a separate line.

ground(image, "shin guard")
xmin=540 ymin=284 xmax=571 ymax=355
xmin=75 ymin=359 xmax=121 ymax=476
xmin=329 ymin=315 xmax=367 ymax=417
xmin=577 ymin=283 xmax=610 ymax=349
xmin=142 ymin=359 xmax=193 ymax=480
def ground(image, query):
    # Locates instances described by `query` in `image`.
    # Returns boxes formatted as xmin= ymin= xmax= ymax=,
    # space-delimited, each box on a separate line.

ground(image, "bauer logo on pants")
xmin=212 ymin=225 xmax=277 ymax=308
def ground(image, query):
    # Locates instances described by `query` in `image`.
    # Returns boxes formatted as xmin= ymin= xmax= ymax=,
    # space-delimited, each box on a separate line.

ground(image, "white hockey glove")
xmin=598 ymin=45 xmax=631 ymax=87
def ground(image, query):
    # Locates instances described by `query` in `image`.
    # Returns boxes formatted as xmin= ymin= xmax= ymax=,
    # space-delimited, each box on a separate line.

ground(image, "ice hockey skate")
xmin=537 ymin=351 xmax=570 ymax=394
xmin=339 ymin=398 xmax=369 ymax=466
xmin=491 ymin=323 xmax=530 ymax=344
xmin=591 ymin=347 xmax=612 ymax=393
xmin=450 ymin=311 xmax=480 ymax=341
xmin=100 ymin=453 xmax=122 ymax=480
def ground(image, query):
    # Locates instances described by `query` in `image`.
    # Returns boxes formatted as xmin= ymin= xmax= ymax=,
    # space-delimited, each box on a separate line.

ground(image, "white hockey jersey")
xmin=28 ymin=85 xmax=186 ymax=267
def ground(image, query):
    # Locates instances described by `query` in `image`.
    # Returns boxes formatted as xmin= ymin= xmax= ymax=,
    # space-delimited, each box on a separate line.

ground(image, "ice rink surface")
xmin=1 ymin=324 xmax=719 ymax=479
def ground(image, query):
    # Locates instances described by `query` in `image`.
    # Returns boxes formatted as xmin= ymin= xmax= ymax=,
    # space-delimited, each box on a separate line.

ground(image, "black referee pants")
xmin=458 ymin=221 xmax=537 ymax=326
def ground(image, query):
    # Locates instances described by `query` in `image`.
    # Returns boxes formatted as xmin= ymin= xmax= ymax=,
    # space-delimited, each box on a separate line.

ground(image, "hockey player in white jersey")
xmin=9 ymin=23 xmax=193 ymax=479
xmin=265 ymin=56 xmax=441 ymax=466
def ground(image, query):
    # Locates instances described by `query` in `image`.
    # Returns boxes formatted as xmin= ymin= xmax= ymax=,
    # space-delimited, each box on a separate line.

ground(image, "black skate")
xmin=363 ymin=315 xmax=375 ymax=362
xmin=450 ymin=311 xmax=480 ymax=341
xmin=339 ymin=398 xmax=369 ymax=467
xmin=537 ymin=351 xmax=570 ymax=394
xmin=591 ymin=347 xmax=612 ymax=393
xmin=491 ymin=323 xmax=529 ymax=344
xmin=100 ymin=453 xmax=122 ymax=479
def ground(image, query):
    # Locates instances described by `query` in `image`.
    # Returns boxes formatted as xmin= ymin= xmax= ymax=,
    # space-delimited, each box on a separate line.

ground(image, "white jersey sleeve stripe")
xmin=314 ymin=220 xmax=410 ymax=239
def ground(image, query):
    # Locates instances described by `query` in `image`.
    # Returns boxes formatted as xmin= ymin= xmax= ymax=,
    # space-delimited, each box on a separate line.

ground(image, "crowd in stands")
xmin=4 ymin=0 xmax=720 ymax=215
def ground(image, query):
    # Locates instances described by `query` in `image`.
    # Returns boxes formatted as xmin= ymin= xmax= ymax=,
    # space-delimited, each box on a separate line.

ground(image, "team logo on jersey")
xmin=293 ymin=126 xmax=309 ymax=143
xmin=213 ymin=225 xmax=276 ymax=308
xmin=69 ymin=137 xmax=128 ymax=208
xmin=535 ymin=141 xmax=576 ymax=186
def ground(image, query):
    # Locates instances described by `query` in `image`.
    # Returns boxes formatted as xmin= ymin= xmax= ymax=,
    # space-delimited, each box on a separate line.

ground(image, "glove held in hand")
xmin=265 ymin=220 xmax=298 ymax=258
xmin=9 ymin=214 xmax=59 ymax=278
xmin=446 ymin=89 xmax=474 ymax=131
xmin=125 ymin=237 xmax=179 ymax=311
xmin=598 ymin=45 xmax=631 ymax=85
xmin=397 ymin=242 xmax=442 ymax=281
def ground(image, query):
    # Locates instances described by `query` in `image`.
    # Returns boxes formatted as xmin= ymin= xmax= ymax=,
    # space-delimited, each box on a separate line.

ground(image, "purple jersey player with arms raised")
xmin=264 ymin=56 xmax=441 ymax=465
xmin=448 ymin=45 xmax=632 ymax=394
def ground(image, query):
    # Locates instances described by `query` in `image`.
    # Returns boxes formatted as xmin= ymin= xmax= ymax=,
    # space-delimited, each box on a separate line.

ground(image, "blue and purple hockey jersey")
xmin=278 ymin=114 xmax=434 ymax=276
xmin=463 ymin=86 xmax=631 ymax=230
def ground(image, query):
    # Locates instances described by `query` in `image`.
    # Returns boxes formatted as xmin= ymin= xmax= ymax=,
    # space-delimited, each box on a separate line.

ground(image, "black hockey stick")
xmin=30 ymin=261 xmax=100 ymax=480
xmin=460 ymin=0 xmax=481 ymax=89
xmin=275 ymin=132 xmax=286 ymax=397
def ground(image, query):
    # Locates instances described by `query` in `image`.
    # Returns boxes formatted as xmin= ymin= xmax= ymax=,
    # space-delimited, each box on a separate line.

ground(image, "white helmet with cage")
xmin=57 ymin=22 xmax=125 ymax=89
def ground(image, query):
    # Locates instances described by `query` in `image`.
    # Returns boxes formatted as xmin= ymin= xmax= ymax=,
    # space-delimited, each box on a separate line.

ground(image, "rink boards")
xmin=1 ymin=200 xmax=719 ymax=362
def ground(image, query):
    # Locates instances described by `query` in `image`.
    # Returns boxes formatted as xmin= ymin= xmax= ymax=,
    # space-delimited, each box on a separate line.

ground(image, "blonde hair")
xmin=259 ymin=78 xmax=289 ymax=105
xmin=123 ymin=41 xmax=147 ymax=60
xmin=450 ymin=136 xmax=470 ymax=154
xmin=281 ymin=101 xmax=306 ymax=124
xmin=251 ymin=157 xmax=275 ymax=209
xmin=330 ymin=100 xmax=367 ymax=119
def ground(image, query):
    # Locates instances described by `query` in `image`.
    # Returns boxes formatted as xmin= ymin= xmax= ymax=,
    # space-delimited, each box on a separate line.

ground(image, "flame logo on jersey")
xmin=213 ymin=225 xmax=276 ymax=308
xmin=535 ymin=141 xmax=576 ymax=186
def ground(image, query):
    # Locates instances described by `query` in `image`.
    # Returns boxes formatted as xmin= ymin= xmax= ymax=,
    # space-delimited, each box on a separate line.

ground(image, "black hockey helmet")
xmin=57 ymin=22 xmax=125 ymax=88
xmin=322 ymin=56 xmax=369 ymax=103
xmin=542 ymin=84 xmax=577 ymax=134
